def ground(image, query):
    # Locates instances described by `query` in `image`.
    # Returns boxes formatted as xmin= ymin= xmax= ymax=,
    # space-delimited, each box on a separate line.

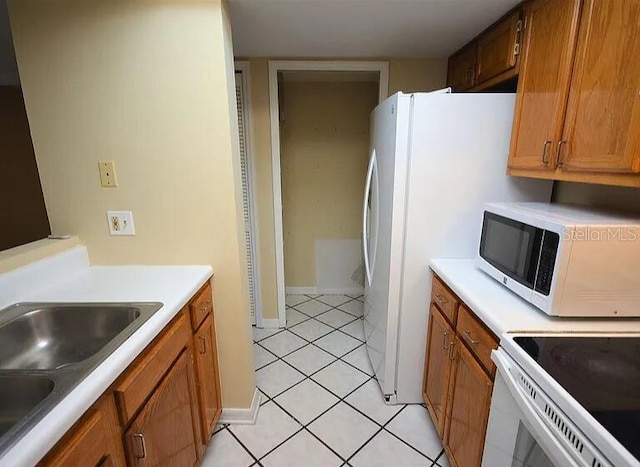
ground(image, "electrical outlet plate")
xmin=106 ymin=211 xmax=135 ymax=236
xmin=98 ymin=161 xmax=117 ymax=187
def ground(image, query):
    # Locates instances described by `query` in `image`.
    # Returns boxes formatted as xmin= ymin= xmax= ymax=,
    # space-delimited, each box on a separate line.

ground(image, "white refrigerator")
xmin=363 ymin=90 xmax=553 ymax=404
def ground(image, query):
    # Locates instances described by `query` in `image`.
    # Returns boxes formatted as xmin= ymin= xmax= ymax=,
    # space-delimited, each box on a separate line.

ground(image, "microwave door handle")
xmin=362 ymin=150 xmax=376 ymax=287
xmin=492 ymin=349 xmax=583 ymax=467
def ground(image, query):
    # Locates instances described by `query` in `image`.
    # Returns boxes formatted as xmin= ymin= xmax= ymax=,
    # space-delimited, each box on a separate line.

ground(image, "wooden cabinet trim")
xmin=113 ymin=311 xmax=191 ymax=426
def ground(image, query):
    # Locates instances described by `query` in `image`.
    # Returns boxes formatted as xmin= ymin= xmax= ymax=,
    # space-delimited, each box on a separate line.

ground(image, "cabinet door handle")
xmin=200 ymin=300 xmax=212 ymax=313
xmin=556 ymin=140 xmax=567 ymax=167
xmin=541 ymin=140 xmax=552 ymax=165
xmin=435 ymin=293 xmax=448 ymax=305
xmin=441 ymin=331 xmax=449 ymax=351
xmin=198 ymin=335 xmax=207 ymax=354
xmin=464 ymin=330 xmax=480 ymax=345
xmin=132 ymin=433 xmax=147 ymax=459
xmin=448 ymin=341 xmax=457 ymax=361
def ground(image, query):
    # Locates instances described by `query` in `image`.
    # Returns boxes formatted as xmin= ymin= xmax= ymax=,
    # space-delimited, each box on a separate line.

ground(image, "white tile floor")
xmin=202 ymin=294 xmax=450 ymax=467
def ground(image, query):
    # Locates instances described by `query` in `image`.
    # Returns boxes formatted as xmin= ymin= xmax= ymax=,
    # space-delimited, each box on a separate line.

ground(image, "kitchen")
xmin=1 ymin=0 xmax=640 ymax=466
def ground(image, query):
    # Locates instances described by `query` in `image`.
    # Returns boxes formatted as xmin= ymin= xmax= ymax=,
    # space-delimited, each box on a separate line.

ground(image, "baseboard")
xmin=316 ymin=286 xmax=364 ymax=295
xmin=285 ymin=286 xmax=317 ymax=295
xmin=285 ymin=286 xmax=363 ymax=295
xmin=218 ymin=387 xmax=261 ymax=425
xmin=259 ymin=318 xmax=282 ymax=329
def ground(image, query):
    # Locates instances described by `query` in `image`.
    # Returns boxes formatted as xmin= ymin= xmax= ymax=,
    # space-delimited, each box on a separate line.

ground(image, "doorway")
xmin=269 ymin=61 xmax=389 ymax=327
xmin=235 ymin=62 xmax=262 ymax=327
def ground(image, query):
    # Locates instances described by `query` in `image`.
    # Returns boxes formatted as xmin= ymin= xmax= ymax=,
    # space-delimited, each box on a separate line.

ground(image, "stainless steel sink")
xmin=0 ymin=375 xmax=54 ymax=438
xmin=0 ymin=306 xmax=141 ymax=370
xmin=0 ymin=302 xmax=163 ymax=455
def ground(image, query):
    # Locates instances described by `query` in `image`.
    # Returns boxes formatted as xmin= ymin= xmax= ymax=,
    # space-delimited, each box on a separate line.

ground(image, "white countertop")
xmin=430 ymin=258 xmax=640 ymax=336
xmin=0 ymin=246 xmax=212 ymax=467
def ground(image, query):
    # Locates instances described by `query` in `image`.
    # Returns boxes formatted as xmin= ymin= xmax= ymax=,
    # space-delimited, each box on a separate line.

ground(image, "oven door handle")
xmin=492 ymin=349 xmax=583 ymax=467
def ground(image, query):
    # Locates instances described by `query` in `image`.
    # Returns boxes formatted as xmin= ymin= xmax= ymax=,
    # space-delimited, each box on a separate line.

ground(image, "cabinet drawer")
xmin=456 ymin=304 xmax=498 ymax=376
xmin=190 ymin=282 xmax=213 ymax=331
xmin=114 ymin=311 xmax=191 ymax=425
xmin=431 ymin=276 xmax=459 ymax=325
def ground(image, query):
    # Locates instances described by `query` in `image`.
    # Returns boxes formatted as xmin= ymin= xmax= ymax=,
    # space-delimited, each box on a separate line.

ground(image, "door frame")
xmin=268 ymin=60 xmax=389 ymax=328
xmin=235 ymin=60 xmax=263 ymax=328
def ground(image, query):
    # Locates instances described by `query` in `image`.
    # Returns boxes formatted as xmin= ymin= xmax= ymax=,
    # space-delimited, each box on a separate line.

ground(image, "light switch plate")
xmin=98 ymin=161 xmax=117 ymax=187
xmin=106 ymin=211 xmax=135 ymax=236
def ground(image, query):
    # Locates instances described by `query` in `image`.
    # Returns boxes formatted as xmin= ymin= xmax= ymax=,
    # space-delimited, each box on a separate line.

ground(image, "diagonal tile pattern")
xmin=202 ymin=294 xmax=448 ymax=467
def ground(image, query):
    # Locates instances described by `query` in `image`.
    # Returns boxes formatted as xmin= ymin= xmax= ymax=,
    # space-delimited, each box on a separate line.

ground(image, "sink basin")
xmin=0 ymin=306 xmax=141 ymax=370
xmin=0 ymin=301 xmax=163 ymax=454
xmin=0 ymin=375 xmax=54 ymax=438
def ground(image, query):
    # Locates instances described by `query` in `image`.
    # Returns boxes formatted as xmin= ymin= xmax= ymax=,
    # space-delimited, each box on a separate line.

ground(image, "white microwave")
xmin=476 ymin=202 xmax=640 ymax=317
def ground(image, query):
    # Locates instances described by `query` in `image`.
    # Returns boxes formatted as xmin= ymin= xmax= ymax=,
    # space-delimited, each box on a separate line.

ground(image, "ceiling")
xmin=229 ymin=0 xmax=521 ymax=59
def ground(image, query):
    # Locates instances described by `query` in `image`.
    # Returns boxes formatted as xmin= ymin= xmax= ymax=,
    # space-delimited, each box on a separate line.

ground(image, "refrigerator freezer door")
xmin=364 ymin=93 xmax=412 ymax=399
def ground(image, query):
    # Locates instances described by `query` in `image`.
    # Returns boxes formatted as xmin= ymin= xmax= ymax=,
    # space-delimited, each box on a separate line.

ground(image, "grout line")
xmin=225 ymin=425 xmax=262 ymax=465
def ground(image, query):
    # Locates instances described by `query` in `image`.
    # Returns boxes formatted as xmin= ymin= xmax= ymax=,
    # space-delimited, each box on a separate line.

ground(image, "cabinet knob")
xmin=200 ymin=301 xmax=212 ymax=313
xmin=198 ymin=335 xmax=207 ymax=354
xmin=435 ymin=293 xmax=448 ymax=305
xmin=132 ymin=433 xmax=147 ymax=459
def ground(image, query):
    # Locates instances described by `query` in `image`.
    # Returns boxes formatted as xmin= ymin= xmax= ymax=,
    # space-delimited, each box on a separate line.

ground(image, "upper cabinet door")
xmin=476 ymin=10 xmax=522 ymax=84
xmin=559 ymin=0 xmax=640 ymax=173
xmin=508 ymin=0 xmax=583 ymax=170
xmin=447 ymin=43 xmax=478 ymax=92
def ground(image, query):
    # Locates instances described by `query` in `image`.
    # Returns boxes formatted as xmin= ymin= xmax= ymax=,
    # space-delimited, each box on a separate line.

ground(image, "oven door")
xmin=483 ymin=349 xmax=580 ymax=467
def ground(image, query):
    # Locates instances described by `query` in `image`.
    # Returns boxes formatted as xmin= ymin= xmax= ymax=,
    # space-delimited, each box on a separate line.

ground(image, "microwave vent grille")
xmin=513 ymin=368 xmax=611 ymax=467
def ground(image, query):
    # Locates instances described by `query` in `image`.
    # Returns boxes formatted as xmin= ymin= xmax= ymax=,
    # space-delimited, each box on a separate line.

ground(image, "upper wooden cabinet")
xmin=559 ymin=0 xmax=640 ymax=174
xmin=447 ymin=43 xmax=478 ymax=92
xmin=476 ymin=10 xmax=522 ymax=84
xmin=508 ymin=0 xmax=582 ymax=170
xmin=509 ymin=0 xmax=640 ymax=187
xmin=447 ymin=7 xmax=523 ymax=92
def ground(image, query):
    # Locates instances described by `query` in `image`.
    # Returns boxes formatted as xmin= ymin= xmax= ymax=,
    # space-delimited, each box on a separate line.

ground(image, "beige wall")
xmin=242 ymin=58 xmax=446 ymax=318
xmin=280 ymin=81 xmax=378 ymax=287
xmin=553 ymin=181 xmax=640 ymax=213
xmin=388 ymin=58 xmax=448 ymax=95
xmin=9 ymin=0 xmax=256 ymax=409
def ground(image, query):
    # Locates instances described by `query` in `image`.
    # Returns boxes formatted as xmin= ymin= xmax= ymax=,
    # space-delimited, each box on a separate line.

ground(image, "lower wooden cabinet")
xmin=423 ymin=274 xmax=498 ymax=467
xmin=41 ymin=395 xmax=126 ymax=467
xmin=194 ymin=314 xmax=222 ymax=444
xmin=444 ymin=339 xmax=494 ymax=467
xmin=124 ymin=351 xmax=199 ymax=467
xmin=40 ymin=278 xmax=222 ymax=467
xmin=423 ymin=304 xmax=454 ymax=438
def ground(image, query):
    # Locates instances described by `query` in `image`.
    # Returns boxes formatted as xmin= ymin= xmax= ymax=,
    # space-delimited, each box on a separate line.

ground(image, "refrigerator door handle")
xmin=363 ymin=149 xmax=376 ymax=287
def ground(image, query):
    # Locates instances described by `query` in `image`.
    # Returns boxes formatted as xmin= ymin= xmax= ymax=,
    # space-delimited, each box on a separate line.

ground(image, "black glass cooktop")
xmin=514 ymin=336 xmax=640 ymax=461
